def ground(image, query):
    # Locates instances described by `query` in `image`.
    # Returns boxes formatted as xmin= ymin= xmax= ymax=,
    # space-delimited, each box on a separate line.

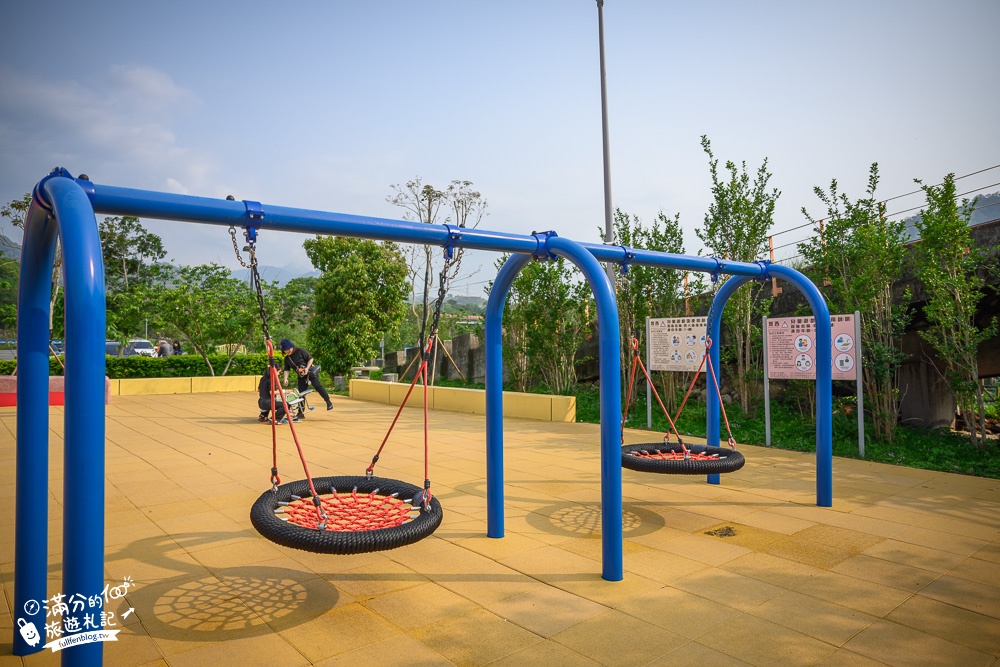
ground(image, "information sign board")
xmin=648 ymin=317 xmax=708 ymax=373
xmin=766 ymin=314 xmax=857 ymax=380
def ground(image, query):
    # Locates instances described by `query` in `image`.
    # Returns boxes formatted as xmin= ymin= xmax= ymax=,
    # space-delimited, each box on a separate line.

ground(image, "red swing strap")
xmin=704 ymin=337 xmax=738 ymax=449
xmin=621 ymin=337 xmax=686 ymax=446
xmin=365 ymin=334 xmax=434 ymax=481
xmin=364 ymin=253 xmax=455 ymax=508
xmin=621 ymin=334 xmax=738 ymax=454
xmin=239 ymin=226 xmax=330 ymax=530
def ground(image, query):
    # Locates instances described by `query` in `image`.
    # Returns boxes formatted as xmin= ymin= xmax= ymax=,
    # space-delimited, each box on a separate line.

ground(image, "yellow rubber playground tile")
xmin=0 ymin=392 xmax=998 ymax=666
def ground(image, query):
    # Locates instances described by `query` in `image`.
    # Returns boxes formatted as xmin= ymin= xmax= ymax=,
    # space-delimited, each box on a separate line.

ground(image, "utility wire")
xmin=884 ymin=181 xmax=1000 ymax=220
xmin=772 ymin=163 xmax=1000 ymax=238
xmin=768 ymin=188 xmax=1000 ymax=255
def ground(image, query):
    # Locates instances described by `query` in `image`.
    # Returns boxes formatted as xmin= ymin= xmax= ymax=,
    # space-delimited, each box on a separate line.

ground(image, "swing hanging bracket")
xmin=618 ymin=246 xmax=636 ymax=275
xmin=442 ymin=224 xmax=462 ymax=261
xmin=242 ymin=200 xmax=265 ymax=244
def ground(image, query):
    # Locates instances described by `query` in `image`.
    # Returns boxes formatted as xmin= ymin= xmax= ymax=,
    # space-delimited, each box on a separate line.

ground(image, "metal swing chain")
xmin=230 ymin=225 xmax=272 ymax=343
xmin=231 ymin=224 xmax=289 ymax=497
xmin=229 ymin=225 xmax=250 ymax=268
xmin=425 ymin=258 xmax=453 ymax=352
xmin=230 ymin=224 xmax=329 ymax=528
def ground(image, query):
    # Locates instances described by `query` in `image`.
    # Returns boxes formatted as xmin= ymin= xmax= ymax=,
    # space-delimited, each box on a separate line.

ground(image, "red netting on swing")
xmin=278 ymin=488 xmax=417 ymax=532
xmin=631 ymin=441 xmax=730 ymax=462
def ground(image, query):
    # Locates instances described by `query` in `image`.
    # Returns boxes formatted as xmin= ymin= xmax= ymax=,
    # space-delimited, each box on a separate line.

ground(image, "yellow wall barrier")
xmin=111 ymin=376 xmax=258 ymax=396
xmin=349 ymin=379 xmax=576 ymax=422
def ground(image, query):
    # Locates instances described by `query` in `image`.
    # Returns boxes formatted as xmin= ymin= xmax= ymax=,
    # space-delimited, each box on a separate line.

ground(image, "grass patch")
xmin=577 ymin=384 xmax=1000 ymax=479
xmin=362 ymin=376 xmax=1000 ymax=479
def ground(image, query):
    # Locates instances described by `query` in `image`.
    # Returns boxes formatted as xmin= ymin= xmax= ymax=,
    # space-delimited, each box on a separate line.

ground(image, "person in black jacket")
xmin=279 ymin=338 xmax=333 ymax=410
xmin=257 ymin=361 xmax=290 ymax=423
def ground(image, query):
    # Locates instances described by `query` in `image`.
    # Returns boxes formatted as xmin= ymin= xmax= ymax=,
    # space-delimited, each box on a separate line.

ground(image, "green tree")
xmin=98 ymin=216 xmax=167 ymax=345
xmin=0 ymin=256 xmax=18 ymax=336
xmin=0 ymin=193 xmax=32 ymax=228
xmin=799 ymin=163 xmax=910 ymax=443
xmin=269 ymin=275 xmax=317 ymax=345
xmin=612 ymin=208 xmax=694 ymax=412
xmin=491 ymin=256 xmax=592 ymax=394
xmin=388 ymin=178 xmax=488 ymax=349
xmin=2 ymin=192 xmax=67 ymax=341
xmin=99 ymin=216 xmax=166 ymax=291
xmin=696 ymin=136 xmax=779 ymax=412
xmin=914 ymin=174 xmax=996 ymax=448
xmin=150 ymin=263 xmax=262 ymax=375
xmin=304 ymin=236 xmax=409 ymax=376
xmin=0 ymin=194 xmax=30 ymax=337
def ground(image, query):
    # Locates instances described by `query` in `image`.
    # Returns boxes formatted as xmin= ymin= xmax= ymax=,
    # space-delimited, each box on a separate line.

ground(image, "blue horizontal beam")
xmin=82 ymin=179 xmax=771 ymax=278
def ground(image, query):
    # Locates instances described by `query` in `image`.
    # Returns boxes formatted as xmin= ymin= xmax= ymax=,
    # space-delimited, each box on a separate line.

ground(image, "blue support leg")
xmin=484 ymin=254 xmax=532 ymax=539
xmin=13 ymin=198 xmax=58 ymax=657
xmin=546 ymin=236 xmax=622 ymax=581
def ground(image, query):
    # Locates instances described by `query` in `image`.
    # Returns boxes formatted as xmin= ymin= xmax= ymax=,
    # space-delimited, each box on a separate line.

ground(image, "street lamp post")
xmin=596 ymin=0 xmax=616 ymax=286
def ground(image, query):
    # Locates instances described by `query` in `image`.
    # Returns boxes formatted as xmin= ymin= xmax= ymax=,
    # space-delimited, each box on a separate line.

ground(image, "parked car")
xmin=129 ymin=339 xmax=156 ymax=357
xmin=106 ymin=341 xmax=130 ymax=357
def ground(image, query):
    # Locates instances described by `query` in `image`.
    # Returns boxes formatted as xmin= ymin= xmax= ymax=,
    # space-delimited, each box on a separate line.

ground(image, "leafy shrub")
xmin=0 ymin=354 xmax=271 ymax=379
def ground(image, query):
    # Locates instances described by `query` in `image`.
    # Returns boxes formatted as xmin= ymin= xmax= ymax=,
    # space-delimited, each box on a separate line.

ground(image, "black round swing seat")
xmin=621 ymin=443 xmax=745 ymax=475
xmin=251 ymin=475 xmax=443 ymax=554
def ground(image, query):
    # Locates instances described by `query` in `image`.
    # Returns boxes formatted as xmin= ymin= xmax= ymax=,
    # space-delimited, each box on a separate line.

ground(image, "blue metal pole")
xmin=705 ymin=276 xmax=752 ymax=485
xmin=43 ymin=175 xmax=107 ymax=666
xmin=86 ymin=183 xmax=541 ymax=255
xmin=546 ymin=235 xmax=623 ymax=581
xmin=484 ymin=254 xmax=533 ymax=539
xmin=15 ymin=171 xmax=107 ymax=664
xmin=583 ymin=246 xmax=768 ymax=279
xmin=13 ymin=198 xmax=58 ymax=657
xmin=81 ymin=181 xmax=773 ymax=280
xmin=769 ymin=265 xmax=833 ymax=506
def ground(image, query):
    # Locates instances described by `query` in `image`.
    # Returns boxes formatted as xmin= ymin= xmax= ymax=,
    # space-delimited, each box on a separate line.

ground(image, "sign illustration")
xmin=766 ymin=314 xmax=857 ymax=380
xmin=648 ymin=317 xmax=708 ymax=373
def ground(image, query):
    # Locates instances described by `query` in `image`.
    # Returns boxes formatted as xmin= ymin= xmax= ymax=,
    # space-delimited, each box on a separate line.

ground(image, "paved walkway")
xmin=1 ymin=392 xmax=999 ymax=666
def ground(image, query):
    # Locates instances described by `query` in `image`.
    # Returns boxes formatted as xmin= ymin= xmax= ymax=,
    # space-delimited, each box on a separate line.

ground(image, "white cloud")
xmin=0 ymin=64 xmax=217 ymax=196
xmin=108 ymin=65 xmax=197 ymax=112
xmin=164 ymin=177 xmax=189 ymax=194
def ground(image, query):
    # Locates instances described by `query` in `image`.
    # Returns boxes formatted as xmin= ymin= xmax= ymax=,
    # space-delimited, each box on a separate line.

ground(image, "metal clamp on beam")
xmin=442 ymin=224 xmax=463 ymax=261
xmin=531 ymin=230 xmax=559 ymax=262
xmin=32 ymin=167 xmax=75 ymax=213
xmin=757 ymin=260 xmax=772 ymax=283
xmin=618 ymin=246 xmax=636 ymax=275
xmin=710 ymin=258 xmax=724 ymax=283
xmin=243 ymin=200 xmax=264 ymax=243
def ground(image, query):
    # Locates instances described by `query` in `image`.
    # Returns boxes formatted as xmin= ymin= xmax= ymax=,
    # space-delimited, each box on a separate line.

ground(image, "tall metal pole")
xmin=596 ymin=0 xmax=616 ymax=286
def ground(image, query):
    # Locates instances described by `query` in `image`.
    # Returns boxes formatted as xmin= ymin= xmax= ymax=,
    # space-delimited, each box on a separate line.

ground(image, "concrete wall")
xmin=0 ymin=375 xmax=259 ymax=406
xmin=112 ymin=375 xmax=258 ymax=396
xmin=378 ymin=331 xmax=599 ymax=386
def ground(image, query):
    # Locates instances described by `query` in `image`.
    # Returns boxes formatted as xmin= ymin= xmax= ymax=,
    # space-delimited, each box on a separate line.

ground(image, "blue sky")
xmin=2 ymin=0 xmax=998 ymax=295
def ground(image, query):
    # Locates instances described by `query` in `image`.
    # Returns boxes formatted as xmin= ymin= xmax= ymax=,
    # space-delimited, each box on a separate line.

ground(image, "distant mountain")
xmin=902 ymin=191 xmax=1000 ymax=241
xmin=232 ymin=265 xmax=320 ymax=286
xmin=0 ymin=232 xmax=20 ymax=260
xmin=445 ymin=295 xmax=487 ymax=312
